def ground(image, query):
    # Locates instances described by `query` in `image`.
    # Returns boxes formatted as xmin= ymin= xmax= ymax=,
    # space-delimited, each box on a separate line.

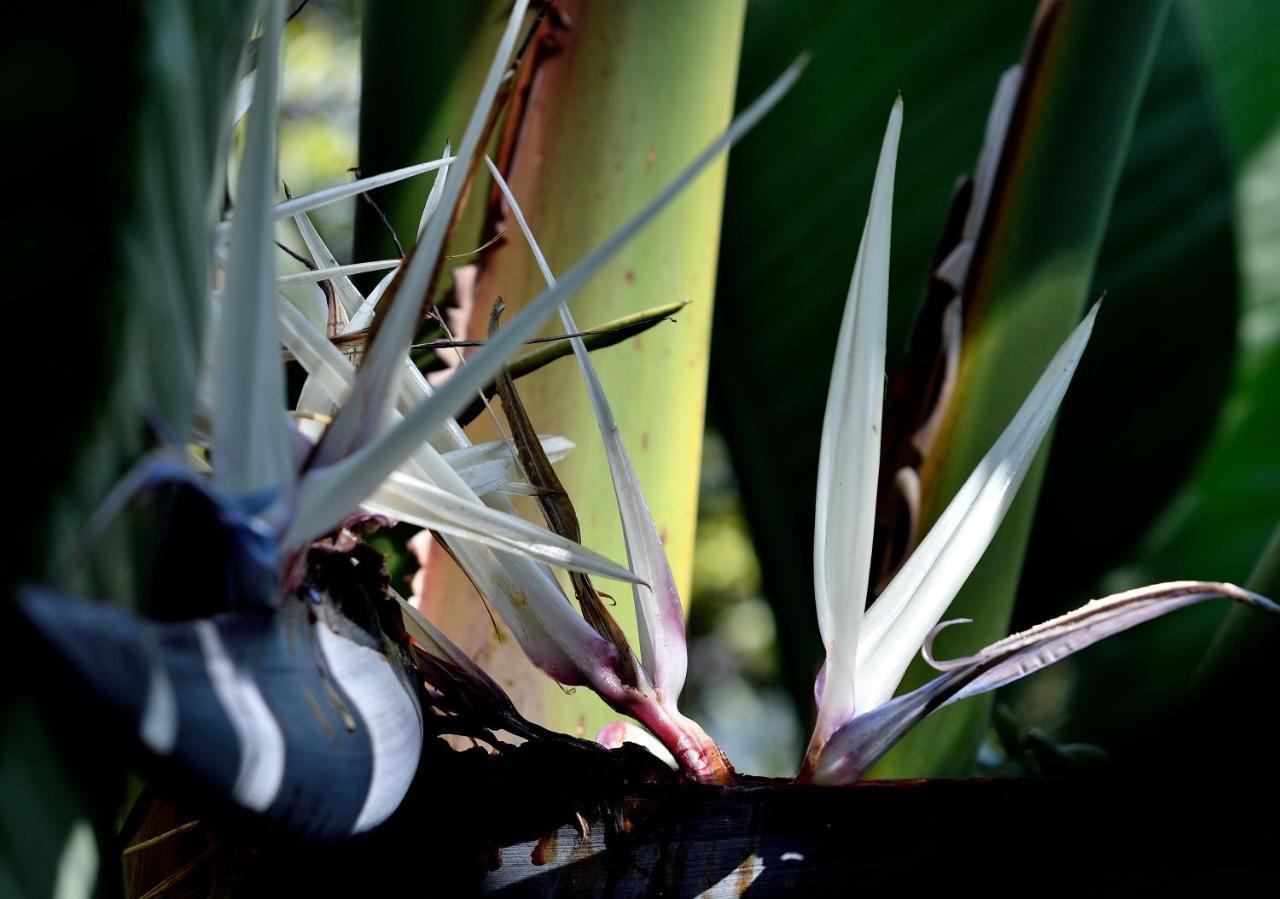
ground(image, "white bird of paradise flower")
xmin=443 ymin=84 xmax=1276 ymax=783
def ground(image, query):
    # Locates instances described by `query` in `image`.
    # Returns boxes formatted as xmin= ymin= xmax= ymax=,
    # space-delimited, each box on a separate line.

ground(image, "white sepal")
xmin=854 ymin=305 xmax=1099 ymax=712
xmin=808 ymin=98 xmax=902 ymax=751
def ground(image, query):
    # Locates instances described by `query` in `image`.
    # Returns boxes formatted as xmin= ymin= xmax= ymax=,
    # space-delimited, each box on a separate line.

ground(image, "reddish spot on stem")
xmin=624 ymin=268 xmax=636 ymax=284
xmin=641 ymin=432 xmax=650 ymax=451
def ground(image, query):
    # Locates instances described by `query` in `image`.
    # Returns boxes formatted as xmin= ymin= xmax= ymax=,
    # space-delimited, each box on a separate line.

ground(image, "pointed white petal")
xmin=817 ymin=581 xmax=1276 ymax=783
xmin=290 ymin=210 xmax=368 ymax=316
xmin=213 ymin=0 xmax=293 ymax=497
xmin=313 ymin=0 xmax=531 ymax=467
xmin=276 ymin=259 xmax=402 ymax=288
xmin=367 ymin=471 xmax=641 ymax=583
xmin=417 ymin=141 xmax=452 ymax=238
xmin=396 ymin=438 xmax=636 ymax=701
xmin=809 ymin=99 xmax=902 ymax=747
xmin=233 ymin=71 xmax=256 ymax=126
xmin=483 ymin=155 xmax=688 ymax=698
xmin=378 ymin=315 xmax=645 ymax=706
xmin=933 ymin=67 xmax=1022 ymax=295
xmin=382 ymin=326 xmax=638 ymax=697
xmin=215 ymin=155 xmax=456 ymax=238
xmin=854 ymin=305 xmax=1099 ymax=712
xmin=391 ymin=589 xmax=526 ymax=717
xmin=277 ymin=293 xmax=355 ymax=406
xmin=288 ymin=285 xmax=639 ymax=706
xmin=597 ymin=721 xmax=679 ymax=770
xmin=409 ymin=528 xmax=628 ymax=693
xmin=347 ymin=268 xmax=399 ymax=334
xmin=443 ymin=436 xmax=573 ymax=496
xmin=287 ymin=56 xmax=807 ymax=552
xmin=965 ymin=66 xmax=1022 ymax=241
xmin=928 ymin=582 xmax=1278 ymax=701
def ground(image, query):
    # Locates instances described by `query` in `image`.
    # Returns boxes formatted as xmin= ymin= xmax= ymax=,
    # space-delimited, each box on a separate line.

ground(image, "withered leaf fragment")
xmin=488 ymin=300 xmax=639 ymax=688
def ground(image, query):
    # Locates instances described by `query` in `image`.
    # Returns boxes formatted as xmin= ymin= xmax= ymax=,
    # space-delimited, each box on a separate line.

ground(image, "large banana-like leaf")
xmin=1025 ymin=0 xmax=1280 ymax=757
xmin=1016 ymin=4 xmax=1240 ymax=625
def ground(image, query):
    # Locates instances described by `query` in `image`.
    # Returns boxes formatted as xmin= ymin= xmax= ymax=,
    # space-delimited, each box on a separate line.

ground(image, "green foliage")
xmin=354 ymin=0 xmax=499 ymax=266
xmin=1028 ymin=0 xmax=1280 ymax=758
xmin=4 ymin=3 xmax=256 ymax=895
xmin=1020 ymin=4 xmax=1240 ymax=621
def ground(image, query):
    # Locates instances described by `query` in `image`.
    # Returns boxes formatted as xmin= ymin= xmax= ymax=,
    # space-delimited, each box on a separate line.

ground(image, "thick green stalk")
xmin=408 ymin=0 xmax=745 ymax=734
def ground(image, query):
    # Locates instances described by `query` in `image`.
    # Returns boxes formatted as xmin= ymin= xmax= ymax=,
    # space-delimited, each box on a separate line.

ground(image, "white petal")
xmin=443 ymin=436 xmax=574 ymax=496
xmin=809 ymin=99 xmax=902 ymax=744
xmin=367 ymin=470 xmax=640 ymax=584
xmin=213 ymin=0 xmax=293 ymax=497
xmin=277 ymin=294 xmax=355 ymax=406
xmin=965 ymin=66 xmax=1022 ymax=242
xmin=289 ymin=210 xmax=370 ymax=316
xmin=275 ymin=259 xmax=401 ymax=289
xmin=484 ymin=156 xmax=687 ymax=699
xmin=215 ymin=155 xmax=456 ymax=239
xmin=817 ymin=580 xmax=1274 ymax=783
xmin=417 ymin=141 xmax=452 ymax=238
xmin=854 ymin=305 xmax=1099 ymax=711
xmin=276 ymin=219 xmax=635 ymax=702
xmin=232 ymin=71 xmax=256 ymax=126
xmin=933 ymin=67 xmax=1022 ymax=295
xmin=346 ymin=267 xmax=400 ymax=335
xmin=597 ymin=720 xmax=679 ymax=770
xmin=278 ymin=296 xmax=626 ymax=585
xmin=392 ymin=589 xmax=513 ymax=701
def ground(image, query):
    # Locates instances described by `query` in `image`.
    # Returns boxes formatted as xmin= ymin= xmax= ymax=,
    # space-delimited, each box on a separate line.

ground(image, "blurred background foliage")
xmin=7 ymin=1 xmax=1279 ymax=891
